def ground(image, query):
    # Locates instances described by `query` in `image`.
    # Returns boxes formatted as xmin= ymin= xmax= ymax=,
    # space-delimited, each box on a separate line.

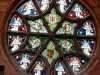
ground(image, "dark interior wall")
xmin=0 ymin=0 xmax=100 ymax=75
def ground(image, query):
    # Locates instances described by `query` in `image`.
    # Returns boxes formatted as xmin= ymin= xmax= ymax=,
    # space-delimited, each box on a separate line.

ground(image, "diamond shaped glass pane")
xmin=45 ymin=9 xmax=61 ymax=31
xmin=42 ymin=41 xmax=59 ymax=65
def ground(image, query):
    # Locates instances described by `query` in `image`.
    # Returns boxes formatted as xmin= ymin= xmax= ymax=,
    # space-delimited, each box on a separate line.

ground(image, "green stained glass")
xmin=28 ymin=19 xmax=48 ymax=33
xmin=42 ymin=41 xmax=59 ymax=64
xmin=59 ymin=39 xmax=77 ymax=54
xmin=24 ymin=44 xmax=33 ymax=51
xmin=28 ymin=36 xmax=47 ymax=52
xmin=45 ymin=9 xmax=61 ymax=31
xmin=57 ymin=21 xmax=76 ymax=35
xmin=29 ymin=36 xmax=41 ymax=50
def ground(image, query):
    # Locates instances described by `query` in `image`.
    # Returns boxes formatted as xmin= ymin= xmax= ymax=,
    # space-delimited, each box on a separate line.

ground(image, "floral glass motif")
xmin=66 ymin=56 xmax=88 ymax=75
xmin=15 ymin=53 xmax=33 ymax=70
xmin=6 ymin=0 xmax=96 ymax=75
xmin=59 ymin=39 xmax=77 ymax=55
xmin=27 ymin=36 xmax=41 ymax=52
xmin=29 ymin=36 xmax=41 ymax=50
xmin=25 ymin=36 xmax=48 ymax=52
xmin=18 ymin=0 xmax=39 ymax=16
xmin=8 ymin=34 xmax=26 ymax=52
xmin=45 ymin=9 xmax=61 ymax=31
xmin=28 ymin=19 xmax=48 ymax=33
xmin=57 ymin=21 xmax=76 ymax=35
xmin=77 ymin=20 xmax=96 ymax=36
xmin=36 ymin=0 xmax=50 ymax=13
xmin=8 ymin=15 xmax=27 ymax=32
xmin=51 ymin=60 xmax=69 ymax=75
xmin=31 ymin=58 xmax=48 ymax=75
xmin=42 ymin=41 xmax=59 ymax=65
xmin=68 ymin=4 xmax=90 ymax=20
xmin=56 ymin=0 xmax=74 ymax=14
xmin=78 ymin=39 xmax=95 ymax=57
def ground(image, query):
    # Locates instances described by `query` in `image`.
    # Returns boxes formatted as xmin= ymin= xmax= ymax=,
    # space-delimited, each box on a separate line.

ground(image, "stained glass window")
xmin=6 ymin=0 xmax=96 ymax=75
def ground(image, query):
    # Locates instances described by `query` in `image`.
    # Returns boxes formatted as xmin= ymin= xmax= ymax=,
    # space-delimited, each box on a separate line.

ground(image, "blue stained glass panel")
xmin=17 ymin=0 xmax=39 ymax=16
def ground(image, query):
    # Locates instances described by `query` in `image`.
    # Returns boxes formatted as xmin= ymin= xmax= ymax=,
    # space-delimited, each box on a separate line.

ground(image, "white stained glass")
xmin=28 ymin=19 xmax=47 ymax=33
xmin=37 ymin=0 xmax=50 ymax=12
xmin=57 ymin=0 xmax=73 ymax=13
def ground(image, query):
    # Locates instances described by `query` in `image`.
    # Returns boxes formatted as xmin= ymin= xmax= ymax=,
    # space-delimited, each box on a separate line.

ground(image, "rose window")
xmin=6 ymin=0 xmax=96 ymax=75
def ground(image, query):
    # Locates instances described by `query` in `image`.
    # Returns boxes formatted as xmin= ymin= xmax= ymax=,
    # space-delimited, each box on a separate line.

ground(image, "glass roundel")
xmin=6 ymin=0 xmax=96 ymax=75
